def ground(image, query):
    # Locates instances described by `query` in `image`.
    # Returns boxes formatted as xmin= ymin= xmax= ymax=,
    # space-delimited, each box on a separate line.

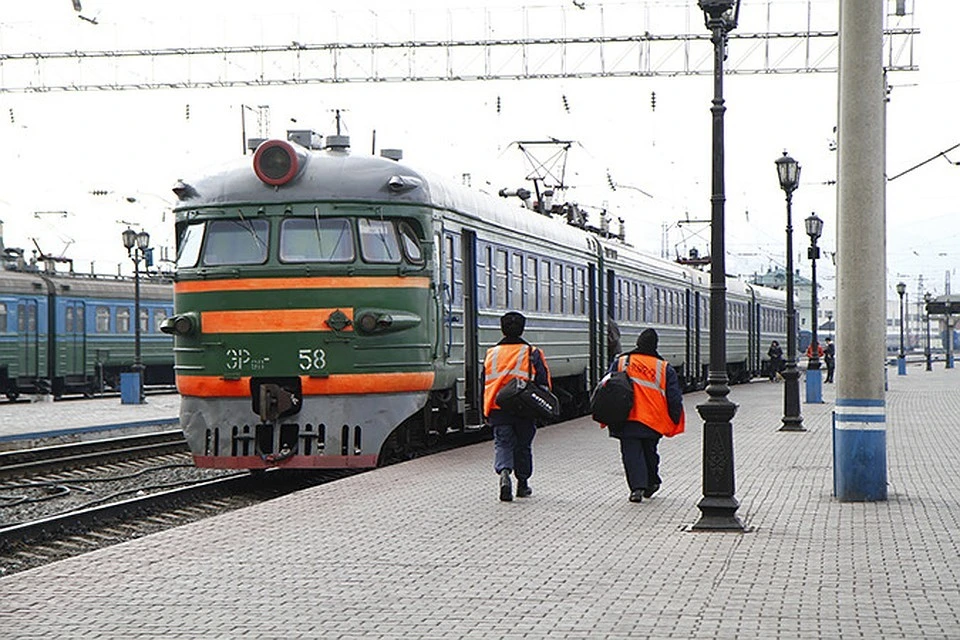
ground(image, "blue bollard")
xmin=120 ymin=372 xmax=143 ymax=404
xmin=805 ymin=367 xmax=823 ymax=403
xmin=897 ymin=356 xmax=907 ymax=375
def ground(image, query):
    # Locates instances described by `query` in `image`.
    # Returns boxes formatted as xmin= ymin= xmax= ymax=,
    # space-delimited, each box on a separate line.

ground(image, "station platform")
xmin=0 ymin=393 xmax=179 ymax=452
xmin=2 ymin=363 xmax=959 ymax=639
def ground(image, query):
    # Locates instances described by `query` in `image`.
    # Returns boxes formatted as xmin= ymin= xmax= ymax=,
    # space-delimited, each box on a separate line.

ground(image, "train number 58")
xmin=298 ymin=348 xmax=327 ymax=371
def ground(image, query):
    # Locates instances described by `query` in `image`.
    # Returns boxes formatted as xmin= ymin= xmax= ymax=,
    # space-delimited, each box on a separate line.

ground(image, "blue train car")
xmin=0 ymin=253 xmax=174 ymax=400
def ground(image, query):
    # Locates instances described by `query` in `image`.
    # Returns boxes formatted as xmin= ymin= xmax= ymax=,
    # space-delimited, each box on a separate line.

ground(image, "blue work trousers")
xmin=617 ymin=435 xmax=661 ymax=492
xmin=493 ymin=421 xmax=536 ymax=480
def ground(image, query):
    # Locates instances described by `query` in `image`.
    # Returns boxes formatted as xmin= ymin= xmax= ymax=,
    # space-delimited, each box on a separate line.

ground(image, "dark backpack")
xmin=590 ymin=368 xmax=634 ymax=425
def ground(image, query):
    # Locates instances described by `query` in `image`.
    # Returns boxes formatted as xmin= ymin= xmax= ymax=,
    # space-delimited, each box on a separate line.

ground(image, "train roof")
xmin=174 ymin=143 xmax=594 ymax=253
xmin=0 ymin=267 xmax=171 ymax=302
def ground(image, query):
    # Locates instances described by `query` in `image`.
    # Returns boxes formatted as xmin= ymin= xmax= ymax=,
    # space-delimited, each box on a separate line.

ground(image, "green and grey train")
xmin=164 ymin=131 xmax=787 ymax=470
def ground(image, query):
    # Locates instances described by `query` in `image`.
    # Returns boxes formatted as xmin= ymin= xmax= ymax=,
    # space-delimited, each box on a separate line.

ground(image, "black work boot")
xmin=499 ymin=469 xmax=513 ymax=502
xmin=516 ymin=479 xmax=532 ymax=498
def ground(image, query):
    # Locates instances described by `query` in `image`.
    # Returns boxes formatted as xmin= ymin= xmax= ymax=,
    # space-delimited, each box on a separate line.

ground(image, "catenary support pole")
xmin=834 ymin=0 xmax=887 ymax=501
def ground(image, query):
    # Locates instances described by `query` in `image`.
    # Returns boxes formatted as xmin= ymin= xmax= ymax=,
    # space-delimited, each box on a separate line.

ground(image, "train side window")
xmin=280 ymin=218 xmax=355 ymax=263
xmin=17 ymin=304 xmax=24 ymax=333
xmin=154 ymin=308 xmax=168 ymax=332
xmin=511 ymin=253 xmax=523 ymax=309
xmin=526 ymin=256 xmax=537 ymax=311
xmin=203 ymin=219 xmax=269 ymax=266
xmin=566 ymin=266 xmax=575 ymax=315
xmin=398 ymin=221 xmax=424 ymax=265
xmin=577 ymin=268 xmax=586 ymax=315
xmin=444 ymin=234 xmax=455 ymax=301
xmin=553 ymin=263 xmax=562 ymax=313
xmin=117 ymin=308 xmax=131 ymax=333
xmin=27 ymin=305 xmax=36 ymax=332
xmin=494 ymin=249 xmax=508 ymax=308
xmin=65 ymin=306 xmax=74 ymax=333
xmin=539 ymin=260 xmax=550 ymax=312
xmin=358 ymin=218 xmax=402 ymax=264
xmin=176 ymin=222 xmax=204 ymax=268
xmin=96 ymin=306 xmax=111 ymax=333
xmin=0 ymin=303 xmax=6 ymax=332
xmin=140 ymin=307 xmax=150 ymax=333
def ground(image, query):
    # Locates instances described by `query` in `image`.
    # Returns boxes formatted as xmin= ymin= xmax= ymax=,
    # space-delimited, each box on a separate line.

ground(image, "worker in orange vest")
xmin=606 ymin=328 xmax=685 ymax=503
xmin=483 ymin=311 xmax=552 ymax=502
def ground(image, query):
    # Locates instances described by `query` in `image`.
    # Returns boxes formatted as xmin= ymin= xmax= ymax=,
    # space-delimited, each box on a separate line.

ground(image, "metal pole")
xmin=692 ymin=0 xmax=744 ymax=532
xmin=897 ymin=290 xmax=906 ymax=375
xmin=925 ymin=305 xmax=932 ymax=371
xmin=133 ymin=250 xmax=144 ymax=402
xmin=780 ymin=194 xmax=804 ymax=430
xmin=805 ymin=235 xmax=822 ymax=403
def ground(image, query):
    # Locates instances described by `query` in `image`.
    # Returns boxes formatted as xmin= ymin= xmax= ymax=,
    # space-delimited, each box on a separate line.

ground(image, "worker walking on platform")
xmin=483 ymin=311 xmax=552 ymax=502
xmin=824 ymin=337 xmax=836 ymax=383
xmin=607 ymin=328 xmax=685 ymax=503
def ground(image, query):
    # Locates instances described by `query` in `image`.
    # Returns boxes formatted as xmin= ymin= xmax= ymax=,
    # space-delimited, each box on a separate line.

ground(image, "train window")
xmin=176 ymin=222 xmax=204 ymax=268
xmin=77 ymin=306 xmax=84 ymax=333
xmin=539 ymin=260 xmax=550 ymax=312
xmin=486 ymin=246 xmax=494 ymax=307
xmin=96 ymin=306 xmax=110 ymax=333
xmin=526 ymin=257 xmax=537 ymax=311
xmin=280 ymin=218 xmax=354 ymax=263
xmin=17 ymin=304 xmax=24 ymax=332
xmin=140 ymin=308 xmax=150 ymax=333
xmin=494 ymin=249 xmax=508 ymax=308
xmin=577 ymin=268 xmax=586 ymax=315
xmin=117 ymin=308 xmax=131 ymax=333
xmin=27 ymin=305 xmax=36 ymax=332
xmin=617 ymin=279 xmax=625 ymax=321
xmin=566 ymin=266 xmax=575 ymax=315
xmin=0 ymin=303 xmax=5 ymax=332
xmin=553 ymin=263 xmax=562 ymax=313
xmin=203 ymin=219 xmax=269 ymax=266
xmin=398 ymin=221 xmax=424 ymax=264
xmin=358 ymin=218 xmax=401 ymax=264
xmin=65 ymin=307 xmax=74 ymax=333
xmin=444 ymin=234 xmax=455 ymax=301
xmin=154 ymin=308 xmax=168 ymax=332
xmin=511 ymin=253 xmax=523 ymax=309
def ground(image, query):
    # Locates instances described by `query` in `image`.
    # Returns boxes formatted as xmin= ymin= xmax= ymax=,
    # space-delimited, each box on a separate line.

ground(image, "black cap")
xmin=635 ymin=328 xmax=658 ymax=354
xmin=500 ymin=311 xmax=526 ymax=338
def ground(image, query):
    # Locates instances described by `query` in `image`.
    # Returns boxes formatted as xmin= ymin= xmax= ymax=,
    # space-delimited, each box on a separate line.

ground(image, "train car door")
xmin=461 ymin=229 xmax=481 ymax=425
xmin=18 ymin=300 xmax=40 ymax=383
xmin=63 ymin=301 xmax=85 ymax=381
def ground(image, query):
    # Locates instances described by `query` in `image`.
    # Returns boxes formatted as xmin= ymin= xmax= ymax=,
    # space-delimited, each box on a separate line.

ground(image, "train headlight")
xmin=356 ymin=311 xmax=391 ymax=334
xmin=252 ymin=139 xmax=306 ymax=186
xmin=354 ymin=310 xmax=421 ymax=335
xmin=160 ymin=313 xmax=198 ymax=336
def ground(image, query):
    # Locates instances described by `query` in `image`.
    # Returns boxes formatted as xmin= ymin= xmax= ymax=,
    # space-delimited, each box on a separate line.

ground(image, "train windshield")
xmin=203 ymin=219 xmax=270 ymax=266
xmin=358 ymin=218 xmax=402 ymax=264
xmin=176 ymin=223 xmax=204 ymax=268
xmin=279 ymin=218 xmax=354 ymax=263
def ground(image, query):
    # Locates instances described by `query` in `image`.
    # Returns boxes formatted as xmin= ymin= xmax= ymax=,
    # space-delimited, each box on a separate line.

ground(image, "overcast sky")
xmin=0 ymin=0 xmax=956 ymax=301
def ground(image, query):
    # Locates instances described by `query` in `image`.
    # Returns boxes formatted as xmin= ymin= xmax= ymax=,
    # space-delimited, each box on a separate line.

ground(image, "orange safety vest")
xmin=617 ymin=353 xmax=685 ymax=437
xmin=483 ymin=344 xmax=549 ymax=417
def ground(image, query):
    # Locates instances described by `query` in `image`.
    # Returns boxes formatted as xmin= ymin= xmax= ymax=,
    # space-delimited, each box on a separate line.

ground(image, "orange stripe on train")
xmin=175 ymin=276 xmax=431 ymax=293
xmin=202 ymin=308 xmax=354 ymax=333
xmin=176 ymin=372 xmax=435 ymax=397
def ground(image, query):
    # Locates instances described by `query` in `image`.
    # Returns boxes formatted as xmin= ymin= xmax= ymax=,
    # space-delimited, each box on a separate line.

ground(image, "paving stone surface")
xmin=1 ymin=364 xmax=958 ymax=639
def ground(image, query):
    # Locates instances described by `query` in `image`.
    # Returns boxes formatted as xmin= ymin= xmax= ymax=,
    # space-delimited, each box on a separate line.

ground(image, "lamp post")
xmin=804 ymin=212 xmax=823 ymax=403
xmin=896 ymin=281 xmax=907 ymax=375
xmin=924 ymin=291 xmax=932 ymax=371
xmin=775 ymin=151 xmax=804 ymax=431
xmin=122 ymin=228 xmax=151 ymax=403
xmin=691 ymin=0 xmax=745 ymax=532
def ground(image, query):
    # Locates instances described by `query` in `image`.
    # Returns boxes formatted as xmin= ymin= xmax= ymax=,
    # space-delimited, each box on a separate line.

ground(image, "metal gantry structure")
xmin=0 ymin=1 xmax=917 ymax=93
